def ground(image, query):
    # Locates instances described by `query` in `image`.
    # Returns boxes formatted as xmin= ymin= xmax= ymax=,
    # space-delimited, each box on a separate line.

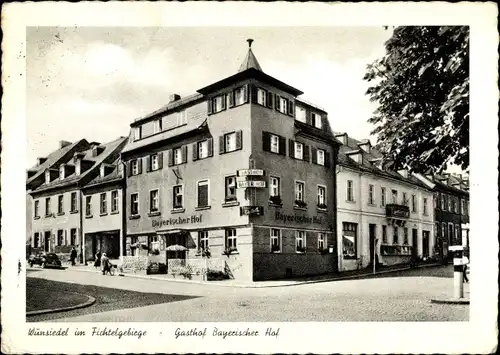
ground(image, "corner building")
xmin=122 ymin=41 xmax=340 ymax=281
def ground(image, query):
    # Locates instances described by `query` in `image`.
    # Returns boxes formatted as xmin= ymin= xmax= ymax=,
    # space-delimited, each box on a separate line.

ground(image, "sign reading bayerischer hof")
xmin=152 ymin=215 xmax=203 ymax=228
xmin=275 ymin=211 xmax=323 ymax=225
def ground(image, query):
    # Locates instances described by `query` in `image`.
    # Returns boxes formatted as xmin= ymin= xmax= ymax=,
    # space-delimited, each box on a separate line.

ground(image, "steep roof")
xmin=238 ymin=39 xmax=263 ymax=72
xmin=83 ymin=157 xmax=124 ymax=189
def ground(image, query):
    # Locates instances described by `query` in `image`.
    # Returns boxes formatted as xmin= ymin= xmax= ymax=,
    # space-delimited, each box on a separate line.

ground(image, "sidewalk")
xmin=63 ymin=261 xmax=446 ymax=288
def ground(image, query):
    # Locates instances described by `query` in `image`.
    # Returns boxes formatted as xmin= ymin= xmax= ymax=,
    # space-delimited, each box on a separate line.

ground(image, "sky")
xmin=26 ymin=26 xmax=393 ymax=168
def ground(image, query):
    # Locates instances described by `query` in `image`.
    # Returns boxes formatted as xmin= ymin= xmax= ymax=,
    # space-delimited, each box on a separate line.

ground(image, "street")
xmin=27 ymin=265 xmax=469 ymax=322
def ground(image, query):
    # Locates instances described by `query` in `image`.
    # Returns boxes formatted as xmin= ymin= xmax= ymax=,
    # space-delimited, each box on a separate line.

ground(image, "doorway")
xmin=369 ymin=224 xmax=377 ymax=266
xmin=44 ymin=231 xmax=51 ymax=252
xmin=412 ymin=228 xmax=418 ymax=259
xmin=422 ymin=231 xmax=430 ymax=257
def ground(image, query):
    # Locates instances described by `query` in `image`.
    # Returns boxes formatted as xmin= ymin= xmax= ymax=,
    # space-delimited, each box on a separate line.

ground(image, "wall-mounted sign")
xmin=275 ymin=211 xmax=323 ymax=225
xmin=237 ymin=180 xmax=267 ymax=188
xmin=152 ymin=214 xmax=203 ymax=228
xmin=237 ymin=169 xmax=265 ymax=177
xmin=240 ymin=206 xmax=264 ymax=216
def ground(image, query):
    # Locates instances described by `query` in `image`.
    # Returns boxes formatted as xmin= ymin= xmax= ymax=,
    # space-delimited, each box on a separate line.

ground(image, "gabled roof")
xmin=83 ymin=157 xmax=124 ymax=189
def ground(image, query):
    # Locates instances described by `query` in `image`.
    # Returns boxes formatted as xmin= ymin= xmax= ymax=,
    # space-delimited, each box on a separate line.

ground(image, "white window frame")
xmin=224 ymin=132 xmax=237 ymax=152
xmin=295 ymin=106 xmax=306 ymax=123
xmin=57 ymin=229 xmax=64 ymax=246
xmin=412 ymin=194 xmax=417 ymax=212
xmin=130 ymin=193 xmax=139 ymax=215
xmin=393 ymin=226 xmax=399 ymax=244
xmin=234 ymin=87 xmax=246 ymax=106
xmin=34 ymin=200 xmax=40 ymax=218
xmin=279 ymin=97 xmax=288 ymax=114
xmin=198 ymin=231 xmax=209 ymax=252
xmin=100 ymin=193 xmax=107 ymax=214
xmin=423 ymin=197 xmax=428 ymax=215
xmin=269 ymin=176 xmax=281 ymax=198
xmin=58 ymin=195 xmax=64 ymax=214
xmin=317 ymin=185 xmax=326 ymax=207
xmin=318 ymin=233 xmax=326 ymax=250
xmin=402 ymin=192 xmax=408 ymax=206
xmin=70 ymin=192 xmax=77 ymax=212
xmin=381 ymin=187 xmax=386 ymax=207
xmin=45 ymin=197 xmax=51 ymax=216
xmin=461 ymin=199 xmax=465 ymax=215
xmin=150 ymin=189 xmax=159 ymax=212
xmin=151 ymin=154 xmax=159 ymax=171
xmin=131 ymin=159 xmax=139 ymax=175
xmin=226 ymin=228 xmax=237 ymax=250
xmin=133 ymin=126 xmax=141 ymax=141
xmin=347 ymin=180 xmax=354 ymax=202
xmin=270 ymin=228 xmax=281 ymax=253
xmin=257 ymin=88 xmax=267 ymax=106
xmin=153 ymin=119 xmax=162 ymax=134
xmin=70 ymin=228 xmax=77 ymax=246
xmin=295 ymin=180 xmax=305 ymax=202
xmin=392 ymin=189 xmax=398 ymax=204
xmin=312 ymin=112 xmax=322 ymax=129
xmin=85 ymin=196 xmax=92 ymax=216
xmin=317 ymin=149 xmax=325 ymax=166
xmin=294 ymin=142 xmax=304 ymax=160
xmin=197 ymin=179 xmax=210 ymax=208
xmin=368 ymin=184 xmax=375 ymax=205
xmin=173 ymin=185 xmax=183 ymax=209
xmin=270 ymin=134 xmax=279 ymax=153
xmin=212 ymin=95 xmax=225 ymax=113
xmin=440 ymin=193 xmax=446 ymax=210
xmin=111 ymin=190 xmax=119 ymax=213
xmin=225 ymin=176 xmax=237 ymax=201
xmin=296 ymin=230 xmax=306 ymax=253
xmin=382 ymin=225 xmax=388 ymax=243
xmin=198 ymin=140 xmax=209 ymax=159
xmin=173 ymin=148 xmax=183 ymax=165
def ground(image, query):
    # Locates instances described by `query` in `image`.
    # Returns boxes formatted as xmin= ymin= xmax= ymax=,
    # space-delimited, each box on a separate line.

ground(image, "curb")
xmin=63 ymin=263 xmax=444 ymax=288
xmin=430 ymin=297 xmax=470 ymax=305
xmin=26 ymin=292 xmax=96 ymax=316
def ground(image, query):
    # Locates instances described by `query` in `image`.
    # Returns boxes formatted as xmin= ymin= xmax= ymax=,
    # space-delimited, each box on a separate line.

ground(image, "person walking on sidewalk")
xmin=70 ymin=247 xmax=77 ymax=266
xmin=94 ymin=250 xmax=102 ymax=269
xmin=101 ymin=253 xmax=111 ymax=275
xmin=463 ymin=255 xmax=469 ymax=283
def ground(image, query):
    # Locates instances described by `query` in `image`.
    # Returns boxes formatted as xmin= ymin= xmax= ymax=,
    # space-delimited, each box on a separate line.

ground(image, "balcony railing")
xmin=386 ymin=204 xmax=410 ymax=219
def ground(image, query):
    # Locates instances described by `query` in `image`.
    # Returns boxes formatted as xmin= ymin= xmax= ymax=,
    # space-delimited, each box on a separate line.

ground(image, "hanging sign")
xmin=240 ymin=206 xmax=264 ymax=216
xmin=237 ymin=180 xmax=266 ymax=188
xmin=237 ymin=169 xmax=265 ymax=177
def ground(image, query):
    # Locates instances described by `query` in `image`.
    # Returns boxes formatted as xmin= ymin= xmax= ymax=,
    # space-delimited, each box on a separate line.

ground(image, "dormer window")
xmin=295 ymin=106 xmax=306 ymax=123
xmin=176 ymin=111 xmax=187 ymax=125
xmin=234 ymin=86 xmax=247 ymax=106
xmin=257 ymin=88 xmax=267 ymax=106
xmin=277 ymin=97 xmax=288 ymax=115
xmin=59 ymin=165 xmax=65 ymax=180
xmin=312 ymin=113 xmax=322 ymax=129
xmin=45 ymin=170 xmax=50 ymax=184
xmin=211 ymin=95 xmax=226 ymax=114
xmin=153 ymin=119 xmax=162 ymax=134
xmin=133 ymin=126 xmax=142 ymax=141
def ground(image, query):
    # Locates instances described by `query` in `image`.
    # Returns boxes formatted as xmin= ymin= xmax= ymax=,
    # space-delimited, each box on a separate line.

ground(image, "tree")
xmin=364 ymin=26 xmax=469 ymax=173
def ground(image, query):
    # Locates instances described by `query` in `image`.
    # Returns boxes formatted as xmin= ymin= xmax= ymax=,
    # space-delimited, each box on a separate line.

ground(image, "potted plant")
xmin=269 ymin=195 xmax=282 ymax=205
xmin=222 ymin=247 xmax=237 ymax=256
xmin=201 ymin=248 xmax=211 ymax=258
xmin=294 ymin=200 xmax=307 ymax=208
xmin=317 ymin=203 xmax=327 ymax=210
xmin=296 ymin=245 xmax=306 ymax=253
xmin=271 ymin=244 xmax=281 ymax=253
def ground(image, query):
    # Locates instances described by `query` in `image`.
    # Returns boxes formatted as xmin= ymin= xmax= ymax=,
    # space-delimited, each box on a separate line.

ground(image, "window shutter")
xmin=311 ymin=147 xmax=317 ymax=164
xmin=236 ymin=130 xmax=242 ymax=150
xmin=275 ymin=94 xmax=280 ymax=111
xmin=207 ymin=99 xmax=213 ymax=115
xmin=138 ymin=158 xmax=143 ymax=174
xmin=289 ymin=139 xmax=295 ymax=158
xmin=228 ymin=92 xmax=235 ymax=108
xmin=279 ymin=136 xmax=286 ymax=155
xmin=303 ymin=144 xmax=310 ymax=162
xmin=127 ymin=161 xmax=132 ymax=177
xmin=207 ymin=138 xmax=213 ymax=157
xmin=267 ymin=91 xmax=274 ymax=109
xmin=251 ymin=85 xmax=258 ymax=103
xmin=181 ymin=145 xmax=188 ymax=163
xmin=243 ymin=84 xmax=249 ymax=103
xmin=168 ymin=149 xmax=174 ymax=167
xmin=288 ymin=100 xmax=295 ymax=117
xmin=219 ymin=135 xmax=225 ymax=154
xmin=146 ymin=156 xmax=152 ymax=172
xmin=262 ymin=132 xmax=270 ymax=152
xmin=324 ymin=151 xmax=331 ymax=168
xmin=192 ymin=143 xmax=199 ymax=161
xmin=158 ymin=152 xmax=163 ymax=169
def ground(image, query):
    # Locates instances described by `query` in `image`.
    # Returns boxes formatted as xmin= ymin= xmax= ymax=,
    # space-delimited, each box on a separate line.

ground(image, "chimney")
xmin=37 ymin=157 xmax=47 ymax=166
xmin=334 ymin=133 xmax=348 ymax=145
xmin=169 ymin=94 xmax=181 ymax=103
xmin=358 ymin=139 xmax=372 ymax=154
xmin=59 ymin=140 xmax=72 ymax=149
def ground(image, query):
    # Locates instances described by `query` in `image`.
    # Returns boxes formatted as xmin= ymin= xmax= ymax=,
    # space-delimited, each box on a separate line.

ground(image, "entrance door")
xmin=369 ymin=224 xmax=377 ymax=266
xmin=412 ymin=228 xmax=418 ymax=259
xmin=422 ymin=231 xmax=430 ymax=257
xmin=44 ymin=231 xmax=51 ymax=252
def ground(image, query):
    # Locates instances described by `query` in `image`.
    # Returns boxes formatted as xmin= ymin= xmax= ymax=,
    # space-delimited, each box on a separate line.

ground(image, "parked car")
xmin=28 ymin=253 xmax=62 ymax=268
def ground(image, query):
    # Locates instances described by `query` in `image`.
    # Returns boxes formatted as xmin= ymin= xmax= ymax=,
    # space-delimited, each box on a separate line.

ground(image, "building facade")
xmin=334 ymin=132 xmax=435 ymax=271
xmin=120 ymin=41 xmax=340 ymax=281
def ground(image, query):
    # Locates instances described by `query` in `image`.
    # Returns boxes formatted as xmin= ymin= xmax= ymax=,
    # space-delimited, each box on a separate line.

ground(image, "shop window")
xmin=150 ymin=189 xmax=159 ymax=212
xmin=173 ymin=186 xmax=183 ymax=209
xmin=296 ymin=231 xmax=306 ymax=253
xmin=85 ymin=196 xmax=92 ymax=217
xmin=130 ymin=193 xmax=139 ymax=215
xmin=225 ymin=176 xmax=237 ymax=201
xmin=270 ymin=229 xmax=281 ymax=253
xmin=342 ymin=222 xmax=357 ymax=259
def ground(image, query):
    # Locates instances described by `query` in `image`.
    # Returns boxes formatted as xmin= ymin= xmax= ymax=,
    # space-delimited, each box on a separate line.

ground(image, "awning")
xmin=165 ymin=244 xmax=187 ymax=251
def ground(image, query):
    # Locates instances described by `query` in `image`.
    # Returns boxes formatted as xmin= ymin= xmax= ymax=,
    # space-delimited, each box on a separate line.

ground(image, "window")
xmin=176 ymin=110 xmax=187 ymax=125
xmin=454 ymin=198 xmax=459 ymax=214
xmin=257 ymin=88 xmax=267 ymax=106
xmin=149 ymin=235 xmax=160 ymax=251
xmin=318 ymin=233 xmax=326 ymax=250
xmin=440 ymin=193 xmax=446 ymax=210
xmin=294 ymin=142 xmax=304 ymax=160
xmin=133 ymin=126 xmax=141 ymax=141
xmin=34 ymin=200 xmax=40 ymax=218
xmin=393 ymin=227 xmax=399 ymax=244
xmin=382 ymin=225 xmax=387 ymax=243
xmin=130 ymin=193 xmax=139 ymax=215
xmin=153 ymin=119 xmax=162 ymax=134
xmin=461 ymin=199 xmax=465 ymax=215
xmin=224 ymin=132 xmax=237 ymax=152
xmin=270 ymin=134 xmax=279 ymax=153
xmin=197 ymin=180 xmax=209 ymax=207
xmin=234 ymin=86 xmax=247 ymax=106
xmin=45 ymin=197 xmax=51 ymax=216
xmin=442 ymin=222 xmax=447 ymax=241
xmin=433 ymin=193 xmax=438 ymax=208
xmin=57 ymin=230 xmax=64 ymax=246
xmin=270 ymin=229 xmax=281 ymax=252
xmin=70 ymin=192 xmax=77 ymax=212
xmin=402 ymin=192 xmax=408 ymax=206
xmin=381 ymin=187 xmax=386 ymax=206
xmin=270 ymin=176 xmax=280 ymax=197
xmin=347 ymin=180 xmax=354 ymax=202
xmin=198 ymin=140 xmax=209 ymax=159
xmin=198 ymin=231 xmax=209 ymax=252
xmin=278 ymin=97 xmax=288 ymax=115
xmin=33 ymin=233 xmax=40 ymax=248
xmin=70 ymin=229 xmax=77 ymax=245
xmin=173 ymin=186 xmax=183 ymax=209
xmin=312 ymin=112 xmax=322 ymax=129
xmin=423 ymin=197 xmax=428 ymax=215
xmin=455 ymin=225 xmax=461 ymax=244
xmin=173 ymin=148 xmax=183 ymax=165
xmin=317 ymin=185 xmax=326 ymax=207
xmin=225 ymin=229 xmax=237 ymax=250
xmin=448 ymin=195 xmax=452 ymax=212
xmin=151 ymin=154 xmax=159 ymax=171
xmin=212 ymin=95 xmax=226 ymax=113
xmin=368 ymin=184 xmax=374 ymax=205
xmin=225 ymin=176 xmax=237 ymax=201
xmin=85 ymin=196 xmax=92 ymax=216
xmin=111 ymin=190 xmax=119 ymax=213
xmin=412 ymin=194 xmax=417 ymax=212
xmin=296 ymin=231 xmax=306 ymax=253
xmin=296 ymin=106 xmax=306 ymax=122
xmin=150 ymin=190 xmax=159 ymax=212
xmin=58 ymin=195 xmax=64 ymax=214
xmin=342 ymin=222 xmax=357 ymax=258
xmin=131 ymin=160 xmax=139 ymax=175
xmin=100 ymin=193 xmax=107 ymax=214
xmin=317 ymin=149 xmax=325 ymax=166
xmin=295 ymin=181 xmax=305 ymax=202
xmin=391 ymin=189 xmax=398 ymax=204
xmin=403 ymin=228 xmax=409 ymax=244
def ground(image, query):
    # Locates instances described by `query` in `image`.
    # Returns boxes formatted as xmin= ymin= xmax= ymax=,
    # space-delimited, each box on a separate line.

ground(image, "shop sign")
xmin=237 ymin=180 xmax=266 ymax=188
xmin=237 ymin=169 xmax=265 ymax=177
xmin=275 ymin=211 xmax=323 ymax=225
xmin=152 ymin=214 xmax=203 ymax=228
xmin=240 ymin=206 xmax=264 ymax=216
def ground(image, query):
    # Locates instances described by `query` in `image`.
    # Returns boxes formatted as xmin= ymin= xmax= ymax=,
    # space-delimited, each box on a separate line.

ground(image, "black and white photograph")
xmin=1 ymin=2 xmax=498 ymax=354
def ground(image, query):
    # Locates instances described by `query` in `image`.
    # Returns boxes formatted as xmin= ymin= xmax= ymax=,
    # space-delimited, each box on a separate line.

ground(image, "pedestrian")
xmin=94 ymin=250 xmax=101 ymax=269
xmin=70 ymin=247 xmax=77 ymax=266
xmin=101 ymin=252 xmax=111 ymax=275
xmin=463 ymin=255 xmax=469 ymax=283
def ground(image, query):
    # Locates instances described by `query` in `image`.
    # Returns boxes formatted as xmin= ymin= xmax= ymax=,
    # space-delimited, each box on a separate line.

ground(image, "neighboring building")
xmin=334 ymin=132 xmax=435 ymax=271
xmin=120 ymin=40 xmax=340 ymax=281
xmin=413 ymin=172 xmax=469 ymax=260
xmin=28 ymin=137 xmax=127 ymax=261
